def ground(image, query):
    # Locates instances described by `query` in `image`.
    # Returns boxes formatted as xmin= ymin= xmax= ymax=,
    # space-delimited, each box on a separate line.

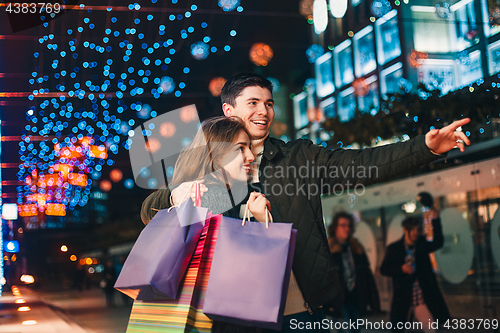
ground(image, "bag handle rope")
xmin=242 ymin=203 xmax=273 ymax=229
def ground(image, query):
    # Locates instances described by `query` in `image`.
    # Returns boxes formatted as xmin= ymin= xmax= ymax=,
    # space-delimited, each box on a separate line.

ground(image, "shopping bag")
xmin=203 ymin=210 xmax=297 ymax=330
xmin=126 ymin=213 xmax=221 ymax=333
xmin=115 ymin=198 xmax=207 ymax=300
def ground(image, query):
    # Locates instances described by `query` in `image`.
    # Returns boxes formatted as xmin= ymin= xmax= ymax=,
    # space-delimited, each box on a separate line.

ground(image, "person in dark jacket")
xmin=325 ymin=212 xmax=380 ymax=333
xmin=380 ymin=213 xmax=450 ymax=332
xmin=142 ymin=73 xmax=469 ymax=332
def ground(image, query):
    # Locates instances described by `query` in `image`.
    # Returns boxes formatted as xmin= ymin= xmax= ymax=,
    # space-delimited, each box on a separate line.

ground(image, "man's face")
xmin=335 ymin=217 xmax=352 ymax=243
xmin=404 ymin=226 xmax=421 ymax=244
xmin=223 ymin=86 xmax=275 ymax=140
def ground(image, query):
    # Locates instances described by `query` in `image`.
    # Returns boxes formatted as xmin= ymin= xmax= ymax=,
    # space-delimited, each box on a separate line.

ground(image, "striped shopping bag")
xmin=126 ymin=213 xmax=220 ymax=333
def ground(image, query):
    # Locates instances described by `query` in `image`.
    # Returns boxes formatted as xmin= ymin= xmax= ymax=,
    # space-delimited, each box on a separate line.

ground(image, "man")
xmin=380 ymin=213 xmax=450 ymax=332
xmin=325 ymin=212 xmax=380 ymax=333
xmin=141 ymin=73 xmax=468 ymax=331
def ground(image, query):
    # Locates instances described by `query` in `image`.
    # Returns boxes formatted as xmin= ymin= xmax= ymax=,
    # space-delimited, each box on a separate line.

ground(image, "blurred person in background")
xmin=101 ymin=259 xmax=117 ymax=307
xmin=380 ymin=211 xmax=450 ymax=332
xmin=325 ymin=212 xmax=380 ymax=333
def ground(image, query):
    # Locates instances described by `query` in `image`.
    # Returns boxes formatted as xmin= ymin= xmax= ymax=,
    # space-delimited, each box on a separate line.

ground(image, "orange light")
xmin=52 ymin=163 xmax=73 ymax=177
xmin=160 ymin=122 xmax=176 ymax=138
xmin=36 ymin=174 xmax=61 ymax=188
xmin=18 ymin=227 xmax=23 ymax=234
xmin=70 ymin=255 xmax=77 ymax=261
xmin=22 ymin=320 xmax=37 ymax=325
xmin=60 ymin=147 xmax=83 ymax=158
xmin=249 ymin=43 xmax=274 ymax=66
xmin=11 ymin=254 xmax=17 ymax=262
xmin=15 ymin=299 xmax=26 ymax=304
xmin=109 ymin=169 xmax=123 ymax=182
xmin=20 ymin=274 xmax=34 ymax=284
xmin=45 ymin=203 xmax=66 ymax=216
xmin=79 ymin=258 xmax=85 ymax=265
xmin=68 ymin=173 xmax=88 ymax=186
xmin=89 ymin=145 xmax=108 ymax=159
xmin=85 ymin=258 xmax=93 ymax=265
xmin=179 ymin=105 xmax=199 ymax=123
xmin=92 ymin=258 xmax=98 ymax=265
xmin=145 ymin=138 xmax=161 ymax=153
xmin=100 ymin=180 xmax=112 ymax=192
xmin=18 ymin=306 xmax=31 ymax=312
xmin=208 ymin=77 xmax=227 ymax=97
xmin=61 ymin=245 xmax=68 ymax=252
xmin=19 ymin=204 xmax=37 ymax=217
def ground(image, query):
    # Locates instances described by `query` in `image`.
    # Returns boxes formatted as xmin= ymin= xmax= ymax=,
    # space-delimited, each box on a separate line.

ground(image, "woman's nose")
xmin=245 ymin=149 xmax=255 ymax=163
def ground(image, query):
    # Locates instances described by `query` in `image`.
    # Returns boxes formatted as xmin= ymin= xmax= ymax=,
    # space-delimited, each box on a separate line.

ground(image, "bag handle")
xmin=242 ymin=203 xmax=273 ymax=229
xmin=167 ymin=181 xmax=201 ymax=212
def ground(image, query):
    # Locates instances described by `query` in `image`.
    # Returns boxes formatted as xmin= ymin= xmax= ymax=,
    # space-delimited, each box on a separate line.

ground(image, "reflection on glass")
xmin=453 ymin=0 xmax=479 ymax=51
xmin=412 ymin=1 xmax=479 ymax=52
xmin=334 ymin=40 xmax=355 ymax=88
xmin=357 ymin=77 xmax=379 ymax=114
xmin=458 ymin=50 xmax=483 ymax=86
xmin=315 ymin=52 xmax=335 ymax=97
xmin=380 ymin=62 xmax=403 ymax=97
xmin=338 ymin=87 xmax=356 ymax=122
xmin=354 ymin=26 xmax=377 ymax=77
xmin=417 ymin=59 xmax=456 ymax=94
xmin=375 ymin=10 xmax=401 ymax=65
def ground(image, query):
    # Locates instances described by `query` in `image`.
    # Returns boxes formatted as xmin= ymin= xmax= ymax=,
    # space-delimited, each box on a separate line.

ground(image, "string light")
xmin=19 ymin=3 xmax=243 ymax=216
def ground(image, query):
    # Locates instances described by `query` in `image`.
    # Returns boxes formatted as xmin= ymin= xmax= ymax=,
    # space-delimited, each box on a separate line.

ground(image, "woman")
xmin=172 ymin=116 xmax=270 ymax=333
xmin=325 ymin=212 xmax=380 ymax=333
xmin=171 ymin=116 xmax=270 ymax=221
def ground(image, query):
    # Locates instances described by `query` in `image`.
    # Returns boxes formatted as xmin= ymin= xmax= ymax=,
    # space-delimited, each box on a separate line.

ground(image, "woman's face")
xmin=218 ymin=130 xmax=255 ymax=184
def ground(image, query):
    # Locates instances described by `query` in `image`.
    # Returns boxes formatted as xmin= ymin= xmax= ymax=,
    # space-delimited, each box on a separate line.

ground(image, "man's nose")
xmin=256 ymin=103 xmax=268 ymax=115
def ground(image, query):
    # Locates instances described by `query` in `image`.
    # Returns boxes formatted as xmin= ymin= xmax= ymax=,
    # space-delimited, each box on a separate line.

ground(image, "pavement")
xmin=0 ymin=284 xmax=132 ymax=333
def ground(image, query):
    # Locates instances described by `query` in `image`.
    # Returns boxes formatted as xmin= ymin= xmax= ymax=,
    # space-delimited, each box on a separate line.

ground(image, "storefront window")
xmin=334 ymin=40 xmax=355 ymax=88
xmin=380 ymin=62 xmax=404 ymax=97
xmin=293 ymin=92 xmax=308 ymax=129
xmin=375 ymin=10 xmax=401 ymax=65
xmin=483 ymin=0 xmax=500 ymax=36
xmin=417 ymin=59 xmax=457 ymax=94
xmin=315 ymin=52 xmax=335 ymax=98
xmin=357 ymin=76 xmax=379 ymax=114
xmin=354 ymin=26 xmax=377 ymax=77
xmin=412 ymin=0 xmax=479 ymax=53
xmin=457 ymin=50 xmax=483 ymax=86
xmin=319 ymin=97 xmax=336 ymax=119
xmin=488 ymin=39 xmax=500 ymax=75
xmin=337 ymin=87 xmax=356 ymax=122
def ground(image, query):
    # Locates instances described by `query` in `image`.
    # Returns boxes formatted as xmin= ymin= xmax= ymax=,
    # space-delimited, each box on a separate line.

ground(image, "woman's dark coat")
xmin=326 ymin=236 xmax=380 ymax=317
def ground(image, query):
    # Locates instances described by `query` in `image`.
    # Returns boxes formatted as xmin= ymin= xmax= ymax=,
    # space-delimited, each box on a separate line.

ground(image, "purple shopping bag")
xmin=203 ymin=215 xmax=296 ymax=330
xmin=115 ymin=199 xmax=207 ymax=300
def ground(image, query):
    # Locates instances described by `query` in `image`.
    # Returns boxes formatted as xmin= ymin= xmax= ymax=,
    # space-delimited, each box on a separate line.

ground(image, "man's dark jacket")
xmin=141 ymin=135 xmax=440 ymax=311
xmin=380 ymin=218 xmax=450 ymax=326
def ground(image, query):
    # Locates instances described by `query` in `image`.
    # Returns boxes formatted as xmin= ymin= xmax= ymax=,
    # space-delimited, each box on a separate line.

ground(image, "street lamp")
xmin=60 ymin=245 xmax=68 ymax=252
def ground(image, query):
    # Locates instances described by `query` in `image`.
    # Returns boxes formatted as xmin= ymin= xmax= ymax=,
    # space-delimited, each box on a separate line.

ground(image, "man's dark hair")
xmin=417 ymin=191 xmax=434 ymax=208
xmin=401 ymin=217 xmax=421 ymax=231
xmin=221 ymin=73 xmax=273 ymax=107
xmin=327 ymin=211 xmax=355 ymax=238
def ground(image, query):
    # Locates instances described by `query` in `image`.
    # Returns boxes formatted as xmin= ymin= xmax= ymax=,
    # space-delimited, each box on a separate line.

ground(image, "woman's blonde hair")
xmin=171 ymin=116 xmax=250 ymax=187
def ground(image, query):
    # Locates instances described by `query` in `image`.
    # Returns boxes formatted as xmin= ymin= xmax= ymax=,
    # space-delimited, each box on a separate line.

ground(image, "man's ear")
xmin=222 ymin=103 xmax=232 ymax=117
